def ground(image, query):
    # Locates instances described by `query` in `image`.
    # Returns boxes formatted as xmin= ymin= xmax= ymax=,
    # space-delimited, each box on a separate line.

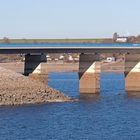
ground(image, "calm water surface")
xmin=0 ymin=42 xmax=140 ymax=47
xmin=0 ymin=73 xmax=140 ymax=140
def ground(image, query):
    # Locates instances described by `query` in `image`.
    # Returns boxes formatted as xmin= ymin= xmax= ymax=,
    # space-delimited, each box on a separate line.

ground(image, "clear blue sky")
xmin=0 ymin=0 xmax=140 ymax=39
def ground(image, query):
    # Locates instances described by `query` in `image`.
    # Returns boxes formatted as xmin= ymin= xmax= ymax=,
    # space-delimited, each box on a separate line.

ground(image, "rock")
xmin=0 ymin=67 xmax=72 ymax=106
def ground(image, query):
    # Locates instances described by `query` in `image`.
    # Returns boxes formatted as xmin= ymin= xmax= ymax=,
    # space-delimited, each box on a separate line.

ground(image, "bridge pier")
xmin=24 ymin=54 xmax=48 ymax=84
xmin=79 ymin=53 xmax=101 ymax=94
xmin=24 ymin=53 xmax=47 ymax=76
xmin=125 ymin=54 xmax=140 ymax=92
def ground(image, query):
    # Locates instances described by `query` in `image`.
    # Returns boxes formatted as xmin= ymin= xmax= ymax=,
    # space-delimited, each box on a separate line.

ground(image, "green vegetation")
xmin=0 ymin=38 xmax=113 ymax=43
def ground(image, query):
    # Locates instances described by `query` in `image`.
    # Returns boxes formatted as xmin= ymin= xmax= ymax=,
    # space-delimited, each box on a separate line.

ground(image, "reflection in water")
xmin=80 ymin=93 xmax=100 ymax=101
xmin=127 ymin=91 xmax=140 ymax=99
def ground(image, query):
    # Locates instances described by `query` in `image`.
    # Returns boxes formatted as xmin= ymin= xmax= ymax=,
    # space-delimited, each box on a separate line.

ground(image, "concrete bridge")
xmin=1 ymin=43 xmax=140 ymax=94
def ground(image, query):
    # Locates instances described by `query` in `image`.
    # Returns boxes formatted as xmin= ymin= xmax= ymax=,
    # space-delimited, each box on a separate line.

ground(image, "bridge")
xmin=1 ymin=43 xmax=140 ymax=94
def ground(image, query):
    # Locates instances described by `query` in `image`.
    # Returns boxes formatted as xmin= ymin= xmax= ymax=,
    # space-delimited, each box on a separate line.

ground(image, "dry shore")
xmin=101 ymin=61 xmax=124 ymax=73
xmin=0 ymin=62 xmax=79 ymax=73
xmin=0 ymin=67 xmax=72 ymax=106
xmin=0 ymin=61 xmax=124 ymax=73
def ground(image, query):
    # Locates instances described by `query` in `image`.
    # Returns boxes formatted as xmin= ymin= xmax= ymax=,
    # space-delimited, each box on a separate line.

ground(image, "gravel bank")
xmin=0 ymin=67 xmax=72 ymax=106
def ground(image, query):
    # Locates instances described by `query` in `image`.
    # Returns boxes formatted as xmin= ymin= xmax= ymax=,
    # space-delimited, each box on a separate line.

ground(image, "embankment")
xmin=0 ymin=67 xmax=71 ymax=106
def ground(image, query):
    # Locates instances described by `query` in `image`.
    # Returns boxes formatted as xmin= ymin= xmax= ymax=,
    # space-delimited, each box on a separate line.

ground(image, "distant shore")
xmin=0 ymin=38 xmax=113 ymax=44
xmin=0 ymin=61 xmax=124 ymax=74
xmin=0 ymin=62 xmax=79 ymax=73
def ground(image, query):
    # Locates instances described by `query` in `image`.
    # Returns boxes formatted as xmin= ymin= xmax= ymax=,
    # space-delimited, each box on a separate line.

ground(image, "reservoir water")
xmin=0 ymin=72 xmax=140 ymax=140
xmin=0 ymin=42 xmax=140 ymax=48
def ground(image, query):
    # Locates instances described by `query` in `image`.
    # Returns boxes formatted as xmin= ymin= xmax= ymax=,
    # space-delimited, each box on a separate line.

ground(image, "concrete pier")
xmin=24 ymin=54 xmax=47 ymax=76
xmin=125 ymin=54 xmax=140 ymax=92
xmin=79 ymin=53 xmax=101 ymax=94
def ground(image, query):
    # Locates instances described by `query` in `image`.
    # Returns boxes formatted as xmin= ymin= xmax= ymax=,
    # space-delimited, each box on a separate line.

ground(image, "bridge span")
xmin=0 ymin=46 xmax=140 ymax=54
xmin=0 ymin=43 xmax=140 ymax=94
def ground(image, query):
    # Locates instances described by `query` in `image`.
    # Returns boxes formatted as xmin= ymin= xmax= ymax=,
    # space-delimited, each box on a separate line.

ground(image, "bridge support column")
xmin=24 ymin=54 xmax=48 ymax=84
xmin=125 ymin=54 xmax=140 ymax=92
xmin=79 ymin=53 xmax=101 ymax=94
xmin=24 ymin=53 xmax=47 ymax=75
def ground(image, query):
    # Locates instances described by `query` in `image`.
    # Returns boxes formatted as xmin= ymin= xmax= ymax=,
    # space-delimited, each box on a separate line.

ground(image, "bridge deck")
xmin=0 ymin=43 xmax=140 ymax=54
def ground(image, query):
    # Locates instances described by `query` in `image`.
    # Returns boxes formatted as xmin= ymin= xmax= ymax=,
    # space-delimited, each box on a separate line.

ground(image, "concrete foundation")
xmin=24 ymin=54 xmax=47 ymax=76
xmin=79 ymin=53 xmax=101 ymax=94
xmin=125 ymin=54 xmax=140 ymax=92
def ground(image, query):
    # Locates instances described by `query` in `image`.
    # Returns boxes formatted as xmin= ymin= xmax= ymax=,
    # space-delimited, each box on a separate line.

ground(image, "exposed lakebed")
xmin=0 ymin=67 xmax=71 ymax=106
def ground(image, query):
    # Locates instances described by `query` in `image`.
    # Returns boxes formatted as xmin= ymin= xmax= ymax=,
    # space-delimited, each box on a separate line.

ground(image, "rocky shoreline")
xmin=0 ymin=67 xmax=72 ymax=106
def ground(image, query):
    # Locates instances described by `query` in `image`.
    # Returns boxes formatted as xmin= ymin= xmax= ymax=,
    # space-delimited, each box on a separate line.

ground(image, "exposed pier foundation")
xmin=79 ymin=53 xmax=101 ymax=94
xmin=125 ymin=54 xmax=140 ymax=92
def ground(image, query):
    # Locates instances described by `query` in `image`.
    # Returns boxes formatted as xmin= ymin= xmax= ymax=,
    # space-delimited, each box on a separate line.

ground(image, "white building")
xmin=68 ymin=55 xmax=74 ymax=61
xmin=116 ymin=37 xmax=128 ymax=43
xmin=105 ymin=57 xmax=115 ymax=63
xmin=59 ymin=55 xmax=64 ymax=60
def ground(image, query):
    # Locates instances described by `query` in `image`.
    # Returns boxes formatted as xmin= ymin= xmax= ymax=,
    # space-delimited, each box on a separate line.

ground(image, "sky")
xmin=0 ymin=0 xmax=140 ymax=39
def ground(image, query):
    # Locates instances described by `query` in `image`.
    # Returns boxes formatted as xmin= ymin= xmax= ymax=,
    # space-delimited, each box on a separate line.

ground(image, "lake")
xmin=0 ymin=42 xmax=140 ymax=48
xmin=0 ymin=72 xmax=140 ymax=140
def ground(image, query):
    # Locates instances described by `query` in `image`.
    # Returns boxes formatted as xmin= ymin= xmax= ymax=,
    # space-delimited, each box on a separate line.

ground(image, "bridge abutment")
xmin=79 ymin=53 xmax=101 ymax=94
xmin=125 ymin=54 xmax=140 ymax=92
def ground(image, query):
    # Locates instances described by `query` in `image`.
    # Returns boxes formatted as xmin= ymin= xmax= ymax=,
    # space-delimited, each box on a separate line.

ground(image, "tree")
xmin=3 ymin=37 xmax=10 ymax=43
xmin=136 ymin=35 xmax=140 ymax=42
xmin=113 ymin=32 xmax=118 ymax=42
